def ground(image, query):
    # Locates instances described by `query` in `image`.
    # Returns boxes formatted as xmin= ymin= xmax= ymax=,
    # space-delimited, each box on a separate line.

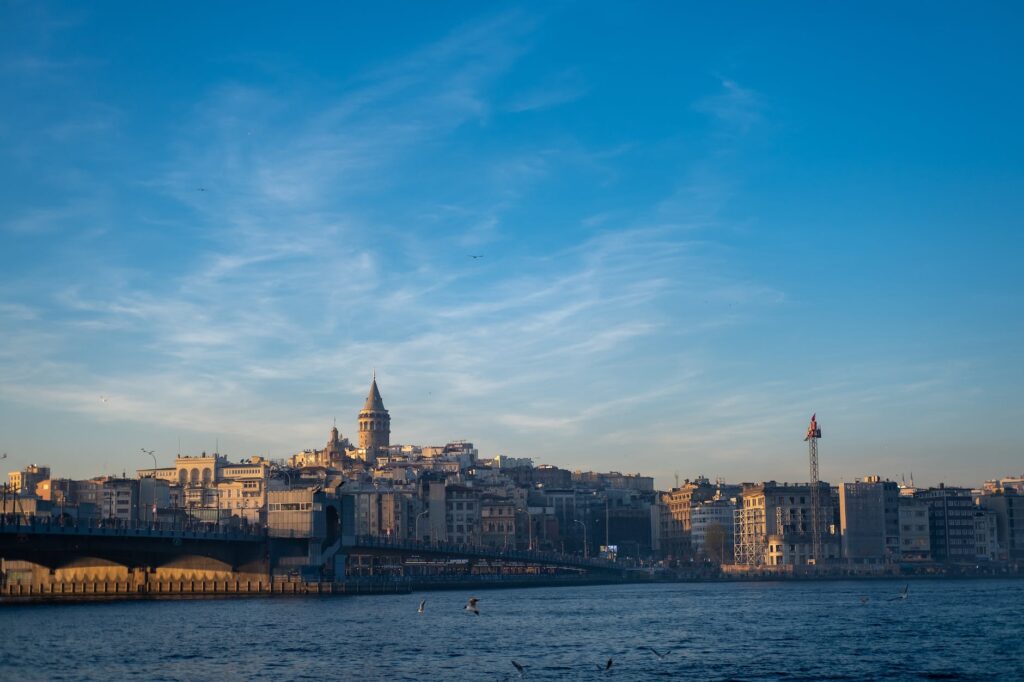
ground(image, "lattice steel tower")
xmin=804 ymin=414 xmax=823 ymax=563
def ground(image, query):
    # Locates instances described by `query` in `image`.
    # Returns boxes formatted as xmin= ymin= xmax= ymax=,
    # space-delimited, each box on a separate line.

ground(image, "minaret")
xmin=358 ymin=372 xmax=390 ymax=464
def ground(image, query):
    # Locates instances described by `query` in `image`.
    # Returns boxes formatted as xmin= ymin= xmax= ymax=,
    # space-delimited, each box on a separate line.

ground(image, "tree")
xmin=704 ymin=522 xmax=728 ymax=564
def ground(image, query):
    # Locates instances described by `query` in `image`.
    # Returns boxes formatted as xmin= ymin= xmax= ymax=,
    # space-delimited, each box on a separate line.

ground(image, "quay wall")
xmin=0 ymin=577 xmax=410 ymax=603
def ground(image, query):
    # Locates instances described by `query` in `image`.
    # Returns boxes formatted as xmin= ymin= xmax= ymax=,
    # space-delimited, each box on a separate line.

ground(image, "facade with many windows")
xmin=916 ymin=486 xmax=976 ymax=562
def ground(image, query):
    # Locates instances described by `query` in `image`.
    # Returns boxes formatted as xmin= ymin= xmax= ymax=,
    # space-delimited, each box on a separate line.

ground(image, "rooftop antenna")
xmin=674 ymin=471 xmax=680 ymax=488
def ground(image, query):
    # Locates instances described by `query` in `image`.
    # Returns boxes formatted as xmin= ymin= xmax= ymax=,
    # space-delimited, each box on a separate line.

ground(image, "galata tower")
xmin=358 ymin=373 xmax=390 ymax=463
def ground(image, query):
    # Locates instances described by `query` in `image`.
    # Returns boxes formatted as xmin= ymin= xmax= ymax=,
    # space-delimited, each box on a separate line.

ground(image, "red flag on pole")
xmin=805 ymin=413 xmax=819 ymax=441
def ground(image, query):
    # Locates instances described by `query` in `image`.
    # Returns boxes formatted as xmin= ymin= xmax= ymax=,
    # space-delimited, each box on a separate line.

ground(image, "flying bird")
xmin=197 ymin=188 xmax=207 ymax=192
xmin=464 ymin=597 xmax=480 ymax=615
xmin=646 ymin=647 xmax=670 ymax=659
xmin=511 ymin=660 xmax=526 ymax=676
xmin=99 ymin=396 xmax=109 ymax=404
xmin=0 ymin=453 xmax=6 ymax=460
xmin=888 ymin=585 xmax=910 ymax=602
xmin=417 ymin=599 xmax=425 ymax=614
xmin=597 ymin=658 xmax=613 ymax=672
xmin=469 ymin=254 xmax=484 ymax=259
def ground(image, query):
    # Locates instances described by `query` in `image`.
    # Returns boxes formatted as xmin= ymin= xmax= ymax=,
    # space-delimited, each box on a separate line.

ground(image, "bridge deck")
xmin=0 ymin=519 xmax=622 ymax=572
xmin=348 ymin=535 xmax=619 ymax=572
xmin=0 ymin=518 xmax=264 ymax=543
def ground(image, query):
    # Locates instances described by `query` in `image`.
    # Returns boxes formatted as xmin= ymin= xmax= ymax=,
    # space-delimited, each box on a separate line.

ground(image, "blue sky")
xmin=1 ymin=2 xmax=1022 ymax=488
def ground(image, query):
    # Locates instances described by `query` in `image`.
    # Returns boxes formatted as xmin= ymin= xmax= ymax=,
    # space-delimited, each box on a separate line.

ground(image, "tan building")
xmin=215 ymin=479 xmax=265 ymax=525
xmin=480 ymin=497 xmax=517 ymax=549
xmin=426 ymin=480 xmax=447 ymax=542
xmin=446 ymin=485 xmax=480 ymax=546
xmin=35 ymin=478 xmax=74 ymax=504
xmin=659 ymin=477 xmax=716 ymax=557
xmin=289 ymin=425 xmax=354 ymax=469
xmin=573 ymin=470 xmax=655 ymax=491
xmin=137 ymin=455 xmax=269 ymax=523
xmin=735 ymin=481 xmax=836 ymax=567
xmin=348 ymin=488 xmax=417 ymax=540
xmin=8 ymin=464 xmax=50 ymax=496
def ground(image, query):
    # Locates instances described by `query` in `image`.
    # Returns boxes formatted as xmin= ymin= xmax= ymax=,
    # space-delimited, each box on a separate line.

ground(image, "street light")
xmin=415 ymin=509 xmax=429 ymax=542
xmin=573 ymin=519 xmax=589 ymax=558
xmin=269 ymin=465 xmax=292 ymax=489
xmin=140 ymin=449 xmax=157 ymax=471
xmin=516 ymin=507 xmax=533 ymax=551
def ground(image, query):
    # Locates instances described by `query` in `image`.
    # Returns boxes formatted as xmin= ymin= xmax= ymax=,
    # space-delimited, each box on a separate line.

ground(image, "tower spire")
xmin=363 ymin=374 xmax=386 ymax=411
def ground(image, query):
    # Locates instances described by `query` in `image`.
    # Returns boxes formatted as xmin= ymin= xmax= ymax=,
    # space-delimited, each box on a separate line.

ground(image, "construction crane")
xmin=804 ymin=413 xmax=823 ymax=563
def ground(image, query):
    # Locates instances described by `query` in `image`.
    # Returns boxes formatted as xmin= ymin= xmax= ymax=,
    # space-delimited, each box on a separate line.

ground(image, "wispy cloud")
xmin=506 ymin=68 xmax=588 ymax=113
xmin=693 ymin=78 xmax=763 ymax=134
xmin=3 ymin=205 xmax=87 ymax=235
xmin=0 ymin=16 xmax=788 ymax=480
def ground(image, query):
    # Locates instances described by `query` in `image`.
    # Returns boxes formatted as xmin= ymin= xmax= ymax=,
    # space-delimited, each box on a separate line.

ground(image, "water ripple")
xmin=0 ymin=579 xmax=1021 ymax=680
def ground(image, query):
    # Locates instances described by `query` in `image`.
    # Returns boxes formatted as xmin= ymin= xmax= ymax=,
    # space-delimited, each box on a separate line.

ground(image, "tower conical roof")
xmin=362 ymin=376 xmax=386 ymax=412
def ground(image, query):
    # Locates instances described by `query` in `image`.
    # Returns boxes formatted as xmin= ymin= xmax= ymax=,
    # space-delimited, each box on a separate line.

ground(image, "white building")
xmin=691 ymin=498 xmax=736 ymax=558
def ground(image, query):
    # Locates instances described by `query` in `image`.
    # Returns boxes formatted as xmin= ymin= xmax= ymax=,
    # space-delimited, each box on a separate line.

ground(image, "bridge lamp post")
xmin=415 ymin=510 xmax=429 ymax=543
xmin=573 ymin=519 xmax=588 ymax=559
xmin=140 ymin=448 xmax=157 ymax=471
xmin=214 ymin=487 xmax=223 ymax=532
xmin=516 ymin=507 xmax=533 ymax=551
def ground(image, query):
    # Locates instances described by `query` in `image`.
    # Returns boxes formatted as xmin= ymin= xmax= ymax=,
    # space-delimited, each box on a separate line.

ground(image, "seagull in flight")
xmin=597 ymin=658 xmax=613 ymax=672
xmin=511 ymin=660 xmax=526 ymax=677
xmin=417 ymin=599 xmax=425 ymax=614
xmin=0 ymin=453 xmax=7 ymax=460
xmin=197 ymin=187 xmax=207 ymax=192
xmin=468 ymin=254 xmax=484 ymax=259
xmin=645 ymin=647 xmax=670 ymax=659
xmin=888 ymin=585 xmax=909 ymax=602
xmin=99 ymin=395 xmax=109 ymax=404
xmin=464 ymin=597 xmax=480 ymax=615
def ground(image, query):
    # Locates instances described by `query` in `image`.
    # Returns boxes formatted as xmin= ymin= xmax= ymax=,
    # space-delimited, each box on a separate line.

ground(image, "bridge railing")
xmin=0 ymin=514 xmax=265 ymax=541
xmin=350 ymin=534 xmax=617 ymax=569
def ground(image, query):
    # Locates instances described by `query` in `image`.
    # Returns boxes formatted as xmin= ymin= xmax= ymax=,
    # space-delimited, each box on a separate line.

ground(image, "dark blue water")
xmin=1 ymin=579 xmax=1021 ymax=681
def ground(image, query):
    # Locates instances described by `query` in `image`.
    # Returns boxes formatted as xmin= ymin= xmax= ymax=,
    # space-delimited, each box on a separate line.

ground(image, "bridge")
xmin=345 ymin=535 xmax=621 ymax=574
xmin=0 ymin=515 xmax=624 ymax=592
xmin=0 ymin=517 xmax=267 ymax=577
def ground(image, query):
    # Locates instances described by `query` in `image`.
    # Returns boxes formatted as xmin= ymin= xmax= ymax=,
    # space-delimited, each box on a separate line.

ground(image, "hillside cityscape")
xmin=3 ymin=3 xmax=1022 ymax=680
xmin=4 ymin=376 xmax=1021 ymax=584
